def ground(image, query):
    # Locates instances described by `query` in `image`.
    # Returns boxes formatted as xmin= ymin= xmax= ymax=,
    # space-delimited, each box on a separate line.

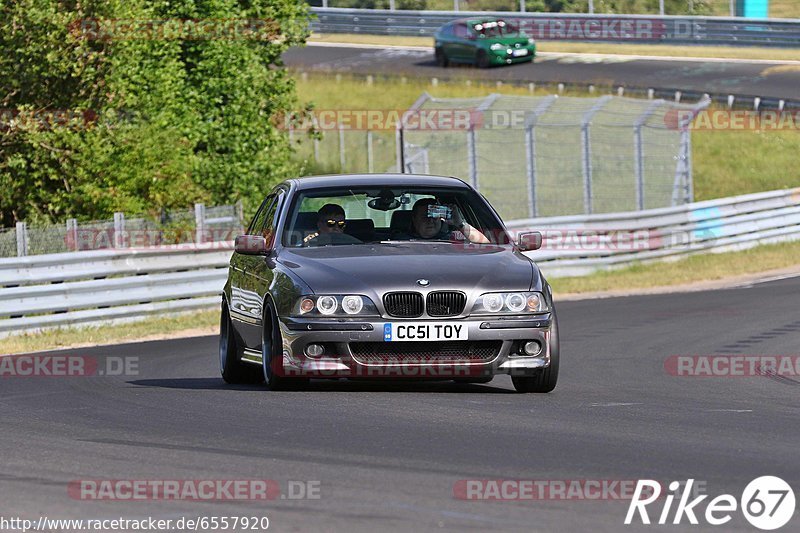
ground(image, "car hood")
xmin=280 ymin=243 xmax=539 ymax=297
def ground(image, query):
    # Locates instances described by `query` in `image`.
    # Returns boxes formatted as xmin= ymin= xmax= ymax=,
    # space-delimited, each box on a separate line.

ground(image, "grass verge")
xmin=309 ymin=33 xmax=800 ymax=62
xmin=549 ymin=239 xmax=800 ymax=294
xmin=0 ymin=310 xmax=218 ymax=355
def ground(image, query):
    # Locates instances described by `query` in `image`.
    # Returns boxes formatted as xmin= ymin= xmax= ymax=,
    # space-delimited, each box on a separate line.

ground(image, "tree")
xmin=0 ymin=0 xmax=309 ymax=226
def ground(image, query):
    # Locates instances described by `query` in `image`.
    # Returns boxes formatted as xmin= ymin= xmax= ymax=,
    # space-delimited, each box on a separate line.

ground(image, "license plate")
xmin=512 ymin=49 xmax=528 ymax=57
xmin=383 ymin=322 xmax=468 ymax=342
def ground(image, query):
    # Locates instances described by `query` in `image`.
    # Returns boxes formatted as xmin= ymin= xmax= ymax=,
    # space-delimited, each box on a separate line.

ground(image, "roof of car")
xmin=286 ymin=174 xmax=471 ymax=191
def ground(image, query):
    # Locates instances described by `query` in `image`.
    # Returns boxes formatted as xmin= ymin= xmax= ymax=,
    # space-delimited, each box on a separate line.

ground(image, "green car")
xmin=434 ymin=18 xmax=536 ymax=68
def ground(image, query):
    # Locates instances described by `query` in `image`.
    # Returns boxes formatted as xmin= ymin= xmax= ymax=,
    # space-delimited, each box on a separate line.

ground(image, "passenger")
xmin=304 ymin=204 xmax=360 ymax=246
xmin=409 ymin=198 xmax=490 ymax=244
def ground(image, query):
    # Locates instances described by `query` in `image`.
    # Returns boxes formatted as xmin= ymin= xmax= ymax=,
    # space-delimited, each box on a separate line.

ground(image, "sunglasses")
xmin=325 ymin=219 xmax=346 ymax=228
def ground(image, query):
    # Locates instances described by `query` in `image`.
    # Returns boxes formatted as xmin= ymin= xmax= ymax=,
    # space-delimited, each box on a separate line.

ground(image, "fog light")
xmin=305 ymin=344 xmax=324 ymax=357
xmin=522 ymin=340 xmax=542 ymax=356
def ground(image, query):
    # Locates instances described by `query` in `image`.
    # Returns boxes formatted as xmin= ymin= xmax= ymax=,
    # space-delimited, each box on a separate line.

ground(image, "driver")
xmin=409 ymin=198 xmax=490 ymax=244
xmin=304 ymin=204 xmax=361 ymax=246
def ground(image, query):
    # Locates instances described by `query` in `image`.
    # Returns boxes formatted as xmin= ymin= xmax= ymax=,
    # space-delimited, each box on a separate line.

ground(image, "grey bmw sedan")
xmin=220 ymin=174 xmax=559 ymax=393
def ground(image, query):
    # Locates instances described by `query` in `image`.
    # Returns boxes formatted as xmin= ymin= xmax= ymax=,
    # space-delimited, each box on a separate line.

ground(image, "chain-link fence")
xmin=292 ymin=92 xmax=709 ymax=219
xmin=0 ymin=202 xmax=244 ymax=258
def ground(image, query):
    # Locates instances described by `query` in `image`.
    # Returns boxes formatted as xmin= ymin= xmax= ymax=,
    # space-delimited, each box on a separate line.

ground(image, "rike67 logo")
xmin=625 ymin=477 xmax=795 ymax=530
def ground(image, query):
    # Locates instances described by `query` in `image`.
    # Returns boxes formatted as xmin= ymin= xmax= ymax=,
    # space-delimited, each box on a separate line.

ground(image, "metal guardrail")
xmin=510 ymin=188 xmax=800 ymax=277
xmin=1 ymin=188 xmax=799 ymax=335
xmin=0 ymin=246 xmax=232 ymax=336
xmin=311 ymin=8 xmax=800 ymax=47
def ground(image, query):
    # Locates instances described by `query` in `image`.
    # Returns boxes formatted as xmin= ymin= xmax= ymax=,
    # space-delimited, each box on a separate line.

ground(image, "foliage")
xmin=0 ymin=0 xmax=310 ymax=226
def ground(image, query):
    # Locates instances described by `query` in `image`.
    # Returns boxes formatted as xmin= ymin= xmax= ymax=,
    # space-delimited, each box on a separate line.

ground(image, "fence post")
xmin=453 ymin=0 xmax=459 ymax=11
xmin=520 ymin=0 xmax=526 ymax=12
xmin=15 ymin=222 xmax=28 ymax=257
xmin=395 ymin=123 xmax=405 ymax=173
xmin=367 ymin=130 xmax=374 ymax=173
xmin=525 ymin=126 xmax=537 ymax=218
xmin=580 ymin=96 xmax=612 ymax=215
xmin=113 ymin=212 xmax=126 ymax=248
xmin=524 ymin=96 xmax=557 ymax=218
xmin=195 ymin=203 xmax=206 ymax=245
xmin=66 ymin=218 xmax=78 ymax=251
xmin=467 ymin=126 xmax=478 ymax=189
xmin=235 ymin=200 xmax=244 ymax=233
xmin=633 ymin=100 xmax=666 ymax=211
xmin=338 ymin=123 xmax=346 ymax=171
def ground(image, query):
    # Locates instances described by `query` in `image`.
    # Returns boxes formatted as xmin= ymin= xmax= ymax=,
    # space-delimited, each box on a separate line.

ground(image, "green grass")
xmin=549 ymin=239 xmax=800 ymax=294
xmin=309 ymin=33 xmax=800 ymax=62
xmin=0 ymin=310 xmax=218 ymax=355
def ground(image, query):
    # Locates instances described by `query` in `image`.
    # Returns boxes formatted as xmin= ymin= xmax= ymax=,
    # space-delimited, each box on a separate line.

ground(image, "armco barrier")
xmin=0 ymin=245 xmax=233 ymax=336
xmin=511 ymin=188 xmax=800 ymax=277
xmin=1 ymin=188 xmax=799 ymax=335
xmin=311 ymin=8 xmax=800 ymax=47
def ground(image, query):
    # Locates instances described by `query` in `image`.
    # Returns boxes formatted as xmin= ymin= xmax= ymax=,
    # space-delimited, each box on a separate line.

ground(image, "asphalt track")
xmin=284 ymin=44 xmax=800 ymax=101
xmin=2 ymin=275 xmax=799 ymax=532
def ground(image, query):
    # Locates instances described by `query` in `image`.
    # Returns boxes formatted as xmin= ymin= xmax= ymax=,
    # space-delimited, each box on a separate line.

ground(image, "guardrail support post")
xmin=66 ymin=218 xmax=78 ymax=252
xmin=15 ymin=222 xmax=28 ymax=257
xmin=367 ymin=130 xmax=374 ymax=173
xmin=195 ymin=203 xmax=206 ymax=245
xmin=520 ymin=0 xmax=526 ymax=13
xmin=113 ymin=212 xmax=126 ymax=249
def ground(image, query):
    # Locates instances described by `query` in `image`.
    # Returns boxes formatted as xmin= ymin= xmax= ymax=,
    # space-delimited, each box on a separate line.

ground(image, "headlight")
xmin=490 ymin=43 xmax=505 ymax=51
xmin=471 ymin=291 xmax=548 ymax=315
xmin=342 ymin=295 xmax=364 ymax=315
xmin=528 ymin=38 xmax=535 ymax=45
xmin=293 ymin=295 xmax=378 ymax=317
xmin=317 ymin=296 xmax=337 ymax=315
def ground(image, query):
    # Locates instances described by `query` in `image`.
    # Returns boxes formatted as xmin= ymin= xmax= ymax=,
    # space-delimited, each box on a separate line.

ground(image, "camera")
xmin=426 ymin=204 xmax=452 ymax=220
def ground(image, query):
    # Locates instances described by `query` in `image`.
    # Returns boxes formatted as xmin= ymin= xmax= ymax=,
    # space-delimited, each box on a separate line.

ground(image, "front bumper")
xmin=276 ymin=314 xmax=553 ymax=379
xmin=490 ymin=47 xmax=535 ymax=65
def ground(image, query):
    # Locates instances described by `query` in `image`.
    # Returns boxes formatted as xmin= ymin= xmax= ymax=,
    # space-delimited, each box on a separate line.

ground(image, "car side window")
xmin=247 ymin=194 xmax=275 ymax=236
xmin=259 ymin=191 xmax=284 ymax=246
xmin=454 ymin=23 xmax=469 ymax=39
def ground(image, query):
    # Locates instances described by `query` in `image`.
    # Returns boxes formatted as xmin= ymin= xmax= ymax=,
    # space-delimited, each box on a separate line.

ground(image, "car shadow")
xmin=127 ymin=377 xmax=515 ymax=393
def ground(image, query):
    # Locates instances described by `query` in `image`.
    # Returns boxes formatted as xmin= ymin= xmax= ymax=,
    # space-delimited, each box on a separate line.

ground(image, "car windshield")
xmin=472 ymin=20 xmax=519 ymax=37
xmin=282 ymin=186 xmax=511 ymax=247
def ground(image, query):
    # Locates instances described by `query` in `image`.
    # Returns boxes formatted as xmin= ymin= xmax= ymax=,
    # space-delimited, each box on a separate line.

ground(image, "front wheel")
xmin=511 ymin=309 xmax=559 ymax=393
xmin=262 ymin=301 xmax=308 ymax=391
xmin=220 ymin=301 xmax=263 ymax=384
xmin=475 ymin=50 xmax=490 ymax=69
xmin=435 ymin=47 xmax=449 ymax=67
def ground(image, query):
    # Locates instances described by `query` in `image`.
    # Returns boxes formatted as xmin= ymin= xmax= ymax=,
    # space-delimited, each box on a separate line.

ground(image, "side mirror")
xmin=235 ymin=234 xmax=270 ymax=255
xmin=516 ymin=231 xmax=542 ymax=252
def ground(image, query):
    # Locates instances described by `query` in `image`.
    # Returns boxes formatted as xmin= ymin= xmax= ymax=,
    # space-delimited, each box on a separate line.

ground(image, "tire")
xmin=435 ymin=47 xmax=449 ymax=67
xmin=220 ymin=301 xmax=263 ymax=384
xmin=262 ymin=300 xmax=308 ymax=391
xmin=475 ymin=50 xmax=490 ymax=69
xmin=511 ymin=308 xmax=560 ymax=393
